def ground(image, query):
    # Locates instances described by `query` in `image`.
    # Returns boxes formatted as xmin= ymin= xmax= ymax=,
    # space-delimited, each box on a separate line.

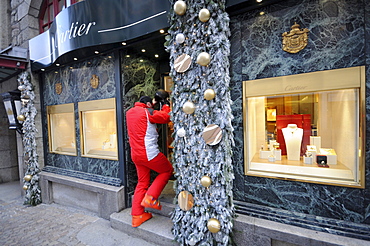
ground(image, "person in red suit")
xmin=126 ymin=90 xmax=173 ymax=227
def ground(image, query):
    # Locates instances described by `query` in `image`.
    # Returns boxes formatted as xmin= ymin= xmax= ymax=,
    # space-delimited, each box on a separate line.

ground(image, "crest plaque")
xmin=90 ymin=74 xmax=99 ymax=89
xmin=55 ymin=83 xmax=62 ymax=95
xmin=282 ymin=22 xmax=309 ymax=54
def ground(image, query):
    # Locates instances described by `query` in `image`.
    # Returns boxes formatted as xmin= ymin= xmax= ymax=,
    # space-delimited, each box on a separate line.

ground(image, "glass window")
xmin=79 ymin=98 xmax=118 ymax=160
xmin=243 ymin=66 xmax=365 ymax=187
xmin=47 ymin=103 xmax=77 ymax=156
xmin=39 ymin=0 xmax=78 ymax=33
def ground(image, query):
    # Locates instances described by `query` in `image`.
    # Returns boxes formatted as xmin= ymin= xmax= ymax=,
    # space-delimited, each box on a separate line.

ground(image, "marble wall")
xmin=230 ymin=0 xmax=370 ymax=229
xmin=42 ymin=53 xmax=121 ymax=186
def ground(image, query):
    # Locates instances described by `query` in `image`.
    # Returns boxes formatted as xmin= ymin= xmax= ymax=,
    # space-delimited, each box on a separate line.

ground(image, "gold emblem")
xmin=282 ymin=22 xmax=309 ymax=53
xmin=55 ymin=83 xmax=62 ymax=95
xmin=90 ymin=74 xmax=99 ymax=89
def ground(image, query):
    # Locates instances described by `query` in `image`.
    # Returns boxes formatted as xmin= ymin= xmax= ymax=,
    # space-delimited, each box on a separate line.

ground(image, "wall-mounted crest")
xmin=90 ymin=74 xmax=99 ymax=89
xmin=282 ymin=22 xmax=309 ymax=54
xmin=55 ymin=83 xmax=62 ymax=95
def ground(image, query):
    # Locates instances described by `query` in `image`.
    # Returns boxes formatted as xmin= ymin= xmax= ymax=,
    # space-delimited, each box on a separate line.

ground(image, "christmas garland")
xmin=17 ymin=72 xmax=42 ymax=206
xmin=167 ymin=1 xmax=235 ymax=245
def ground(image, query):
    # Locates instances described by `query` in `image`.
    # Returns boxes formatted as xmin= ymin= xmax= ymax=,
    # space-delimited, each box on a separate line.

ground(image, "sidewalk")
xmin=0 ymin=181 xmax=158 ymax=246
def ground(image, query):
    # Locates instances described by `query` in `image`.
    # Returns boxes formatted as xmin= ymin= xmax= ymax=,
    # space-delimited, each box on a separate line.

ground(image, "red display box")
xmin=276 ymin=114 xmax=311 ymax=156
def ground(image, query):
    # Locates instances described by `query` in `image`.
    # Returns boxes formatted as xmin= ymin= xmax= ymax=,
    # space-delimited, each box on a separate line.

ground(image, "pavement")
xmin=0 ymin=181 xmax=159 ymax=246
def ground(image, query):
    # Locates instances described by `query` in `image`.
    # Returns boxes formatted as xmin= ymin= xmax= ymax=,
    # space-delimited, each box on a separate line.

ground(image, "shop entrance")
xmin=121 ymin=31 xmax=175 ymax=208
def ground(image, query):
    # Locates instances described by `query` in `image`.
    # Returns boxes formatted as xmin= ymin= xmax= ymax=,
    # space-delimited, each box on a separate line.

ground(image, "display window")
xmin=47 ymin=103 xmax=77 ymax=155
xmin=243 ymin=66 xmax=365 ymax=187
xmin=78 ymin=98 xmax=118 ymax=160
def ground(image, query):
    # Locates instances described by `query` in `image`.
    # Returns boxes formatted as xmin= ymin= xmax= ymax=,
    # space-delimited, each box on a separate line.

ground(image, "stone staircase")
xmin=110 ymin=182 xmax=179 ymax=246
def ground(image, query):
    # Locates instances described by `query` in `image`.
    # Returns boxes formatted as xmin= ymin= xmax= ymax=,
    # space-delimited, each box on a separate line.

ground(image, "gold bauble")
xmin=201 ymin=176 xmax=212 ymax=187
xmin=17 ymin=114 xmax=25 ymax=121
xmin=174 ymin=1 xmax=187 ymax=15
xmin=24 ymin=174 xmax=32 ymax=182
xmin=182 ymin=101 xmax=196 ymax=114
xmin=204 ymin=89 xmax=216 ymax=100
xmin=207 ymin=218 xmax=221 ymax=233
xmin=196 ymin=52 xmax=211 ymax=66
xmin=199 ymin=8 xmax=211 ymax=22
xmin=22 ymin=185 xmax=28 ymax=190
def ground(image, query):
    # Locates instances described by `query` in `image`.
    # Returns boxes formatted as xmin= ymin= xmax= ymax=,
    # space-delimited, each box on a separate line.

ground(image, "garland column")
xmin=17 ymin=72 xmax=42 ymax=206
xmin=167 ymin=1 xmax=235 ymax=245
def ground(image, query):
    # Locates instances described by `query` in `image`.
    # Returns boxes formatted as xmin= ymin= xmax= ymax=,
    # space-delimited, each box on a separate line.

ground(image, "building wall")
xmin=230 ymin=0 xmax=370 ymax=234
xmin=0 ymin=0 xmax=17 ymax=184
xmin=42 ymin=53 xmax=121 ymax=186
xmin=41 ymin=51 xmax=161 ymax=188
xmin=0 ymin=0 xmax=11 ymax=49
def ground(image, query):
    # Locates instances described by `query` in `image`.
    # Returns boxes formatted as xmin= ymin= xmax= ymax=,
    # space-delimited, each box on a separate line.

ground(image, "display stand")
xmin=276 ymin=114 xmax=311 ymax=156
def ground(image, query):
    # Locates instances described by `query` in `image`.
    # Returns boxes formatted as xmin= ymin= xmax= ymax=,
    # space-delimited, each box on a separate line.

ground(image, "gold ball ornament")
xmin=24 ymin=175 xmax=32 ymax=182
xmin=201 ymin=176 xmax=212 ymax=187
xmin=174 ymin=1 xmax=187 ymax=15
xmin=204 ymin=89 xmax=216 ymax=100
xmin=199 ymin=8 xmax=211 ymax=22
xmin=196 ymin=52 xmax=211 ymax=66
xmin=207 ymin=218 xmax=221 ymax=233
xmin=22 ymin=185 xmax=28 ymax=190
xmin=182 ymin=101 xmax=196 ymax=114
xmin=17 ymin=114 xmax=25 ymax=121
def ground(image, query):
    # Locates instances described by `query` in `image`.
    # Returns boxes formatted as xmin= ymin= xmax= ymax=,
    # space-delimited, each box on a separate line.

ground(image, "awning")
xmin=0 ymin=46 xmax=28 ymax=83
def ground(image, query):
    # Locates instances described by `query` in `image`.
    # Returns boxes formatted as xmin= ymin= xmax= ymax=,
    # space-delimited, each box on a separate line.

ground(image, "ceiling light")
xmin=41 ymin=68 xmax=45 ymax=71
xmin=74 ymin=57 xmax=78 ymax=60
xmin=94 ymin=51 xmax=99 ymax=54
xmin=122 ymin=42 xmax=127 ymax=45
xmin=159 ymin=29 xmax=165 ymax=33
xmin=259 ymin=11 xmax=265 ymax=15
xmin=108 ymin=56 xmax=112 ymax=59
xmin=55 ymin=71 xmax=58 ymax=74
xmin=126 ymin=55 xmax=130 ymax=58
xmin=56 ymin=63 xmax=60 ymax=66
xmin=141 ymin=49 xmax=146 ymax=52
xmin=155 ymin=54 xmax=159 ymax=58
xmin=70 ymin=67 xmax=73 ymax=69
xmin=139 ymin=59 xmax=144 ymax=62
xmin=257 ymin=0 xmax=262 ymax=2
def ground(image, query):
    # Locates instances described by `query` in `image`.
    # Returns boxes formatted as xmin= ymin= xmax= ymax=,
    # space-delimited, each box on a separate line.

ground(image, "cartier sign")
xmin=29 ymin=0 xmax=171 ymax=71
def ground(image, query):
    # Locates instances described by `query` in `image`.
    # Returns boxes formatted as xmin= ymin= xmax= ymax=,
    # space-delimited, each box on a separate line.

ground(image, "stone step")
xmin=110 ymin=208 xmax=178 ymax=246
xmin=145 ymin=194 xmax=176 ymax=218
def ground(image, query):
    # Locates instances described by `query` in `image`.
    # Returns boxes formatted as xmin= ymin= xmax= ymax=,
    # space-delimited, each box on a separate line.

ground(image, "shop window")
xmin=47 ymin=103 xmax=77 ymax=156
xmin=243 ymin=66 xmax=365 ymax=187
xmin=78 ymin=98 xmax=118 ymax=160
xmin=39 ymin=0 xmax=78 ymax=33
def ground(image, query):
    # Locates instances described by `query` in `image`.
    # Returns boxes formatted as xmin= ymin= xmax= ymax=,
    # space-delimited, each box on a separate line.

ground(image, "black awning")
xmin=0 ymin=46 xmax=28 ymax=83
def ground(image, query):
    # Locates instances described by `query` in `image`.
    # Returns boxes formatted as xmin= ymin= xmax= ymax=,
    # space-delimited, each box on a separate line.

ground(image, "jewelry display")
xmin=282 ymin=124 xmax=303 ymax=161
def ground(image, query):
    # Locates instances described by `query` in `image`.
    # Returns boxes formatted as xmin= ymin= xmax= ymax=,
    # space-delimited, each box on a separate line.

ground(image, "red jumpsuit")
xmin=126 ymin=102 xmax=173 ymax=216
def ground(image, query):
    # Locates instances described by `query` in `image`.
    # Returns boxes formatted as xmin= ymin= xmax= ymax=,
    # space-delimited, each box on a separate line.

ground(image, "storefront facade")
xmin=3 ymin=0 xmax=369 ymax=243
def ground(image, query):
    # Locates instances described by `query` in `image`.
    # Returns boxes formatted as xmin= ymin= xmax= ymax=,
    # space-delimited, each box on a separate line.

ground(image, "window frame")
xmin=39 ymin=0 xmax=78 ymax=33
xmin=242 ymin=66 xmax=365 ymax=188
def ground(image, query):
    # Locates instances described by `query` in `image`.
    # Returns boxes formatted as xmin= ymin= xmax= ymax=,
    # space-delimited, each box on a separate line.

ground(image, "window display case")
xmin=78 ymin=98 xmax=118 ymax=160
xmin=243 ymin=66 xmax=365 ymax=187
xmin=47 ymin=103 xmax=77 ymax=155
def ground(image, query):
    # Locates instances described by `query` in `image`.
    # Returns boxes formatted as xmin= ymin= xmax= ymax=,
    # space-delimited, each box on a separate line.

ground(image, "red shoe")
xmin=140 ymin=194 xmax=162 ymax=210
xmin=132 ymin=212 xmax=152 ymax=227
